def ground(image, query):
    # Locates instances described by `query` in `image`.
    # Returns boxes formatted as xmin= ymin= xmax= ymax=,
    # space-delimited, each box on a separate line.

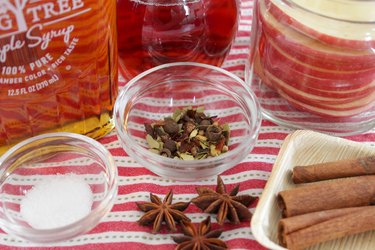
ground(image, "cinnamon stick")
xmin=292 ymin=156 xmax=375 ymax=183
xmin=277 ymin=175 xmax=375 ymax=217
xmin=279 ymin=206 xmax=375 ymax=250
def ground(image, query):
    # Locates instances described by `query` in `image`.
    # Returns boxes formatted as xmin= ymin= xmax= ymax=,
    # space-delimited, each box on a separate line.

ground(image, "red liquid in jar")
xmin=117 ymin=0 xmax=238 ymax=80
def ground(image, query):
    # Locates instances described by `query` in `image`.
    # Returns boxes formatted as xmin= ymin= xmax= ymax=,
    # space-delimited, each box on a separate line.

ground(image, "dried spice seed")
xmin=172 ymin=216 xmax=228 ymax=250
xmin=160 ymin=148 xmax=172 ymax=157
xmin=136 ymin=190 xmax=190 ymax=233
xmin=206 ymin=125 xmax=223 ymax=142
xmin=164 ymin=139 xmax=177 ymax=152
xmin=144 ymin=107 xmax=230 ymax=160
xmin=200 ymin=119 xmax=212 ymax=127
xmin=191 ymin=176 xmax=257 ymax=225
xmin=163 ymin=118 xmax=180 ymax=135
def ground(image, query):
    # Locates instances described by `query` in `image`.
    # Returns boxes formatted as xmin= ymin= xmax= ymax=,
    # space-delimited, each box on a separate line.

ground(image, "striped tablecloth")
xmin=1 ymin=0 xmax=375 ymax=249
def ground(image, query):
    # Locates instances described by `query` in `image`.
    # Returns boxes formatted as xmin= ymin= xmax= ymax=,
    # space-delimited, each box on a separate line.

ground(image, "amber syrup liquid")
xmin=0 ymin=0 xmax=118 ymax=155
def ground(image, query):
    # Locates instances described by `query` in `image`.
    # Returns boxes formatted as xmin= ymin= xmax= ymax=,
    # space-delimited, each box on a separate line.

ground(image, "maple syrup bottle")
xmin=0 ymin=0 xmax=118 ymax=154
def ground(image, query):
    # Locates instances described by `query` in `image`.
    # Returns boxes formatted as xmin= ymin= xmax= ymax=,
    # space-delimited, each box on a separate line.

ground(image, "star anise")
xmin=172 ymin=216 xmax=228 ymax=250
xmin=136 ymin=190 xmax=190 ymax=233
xmin=191 ymin=176 xmax=257 ymax=225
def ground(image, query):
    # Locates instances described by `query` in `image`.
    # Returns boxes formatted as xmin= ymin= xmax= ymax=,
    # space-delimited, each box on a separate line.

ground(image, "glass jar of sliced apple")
xmin=246 ymin=0 xmax=375 ymax=135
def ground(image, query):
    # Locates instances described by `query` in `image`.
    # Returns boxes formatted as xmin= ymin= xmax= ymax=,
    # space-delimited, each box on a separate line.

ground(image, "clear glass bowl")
xmin=0 ymin=132 xmax=118 ymax=243
xmin=246 ymin=0 xmax=375 ymax=136
xmin=114 ymin=62 xmax=262 ymax=181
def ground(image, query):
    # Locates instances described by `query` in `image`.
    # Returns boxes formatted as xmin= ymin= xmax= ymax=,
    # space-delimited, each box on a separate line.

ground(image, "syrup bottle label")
xmin=0 ymin=0 xmax=91 ymax=97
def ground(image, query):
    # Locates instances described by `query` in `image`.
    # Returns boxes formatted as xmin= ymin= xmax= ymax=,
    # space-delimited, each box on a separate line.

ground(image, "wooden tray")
xmin=251 ymin=130 xmax=375 ymax=250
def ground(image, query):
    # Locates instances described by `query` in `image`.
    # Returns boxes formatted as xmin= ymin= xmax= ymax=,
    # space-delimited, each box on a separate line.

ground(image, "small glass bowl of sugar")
xmin=0 ymin=132 xmax=118 ymax=243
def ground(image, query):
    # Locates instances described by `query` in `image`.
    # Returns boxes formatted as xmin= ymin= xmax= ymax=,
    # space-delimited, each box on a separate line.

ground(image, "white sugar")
xmin=20 ymin=173 xmax=93 ymax=229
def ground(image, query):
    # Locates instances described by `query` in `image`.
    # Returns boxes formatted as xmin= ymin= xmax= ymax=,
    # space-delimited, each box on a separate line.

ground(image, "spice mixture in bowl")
xmin=0 ymin=132 xmax=118 ymax=243
xmin=114 ymin=62 xmax=262 ymax=181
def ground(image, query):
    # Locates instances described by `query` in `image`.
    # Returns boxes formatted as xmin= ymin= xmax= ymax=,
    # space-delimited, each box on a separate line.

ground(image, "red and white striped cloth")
xmin=1 ymin=0 xmax=375 ymax=249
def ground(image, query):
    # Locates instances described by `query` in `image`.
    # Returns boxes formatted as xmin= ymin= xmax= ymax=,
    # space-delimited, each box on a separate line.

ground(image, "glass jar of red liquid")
xmin=117 ymin=0 xmax=239 ymax=80
xmin=246 ymin=0 xmax=375 ymax=135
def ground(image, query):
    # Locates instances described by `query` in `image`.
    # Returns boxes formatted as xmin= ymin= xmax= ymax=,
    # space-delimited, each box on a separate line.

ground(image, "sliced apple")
xmin=277 ymin=89 xmax=375 ymax=118
xmin=263 ymin=68 xmax=375 ymax=107
xmin=256 ymin=33 xmax=375 ymax=96
xmin=253 ymin=51 xmax=375 ymax=117
xmin=260 ymin=35 xmax=375 ymax=85
xmin=263 ymin=64 xmax=375 ymax=100
xmin=258 ymin=41 xmax=375 ymax=95
xmin=259 ymin=52 xmax=375 ymax=94
xmin=259 ymin=0 xmax=375 ymax=71
xmin=265 ymin=0 xmax=375 ymax=49
xmin=258 ymin=70 xmax=375 ymax=117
